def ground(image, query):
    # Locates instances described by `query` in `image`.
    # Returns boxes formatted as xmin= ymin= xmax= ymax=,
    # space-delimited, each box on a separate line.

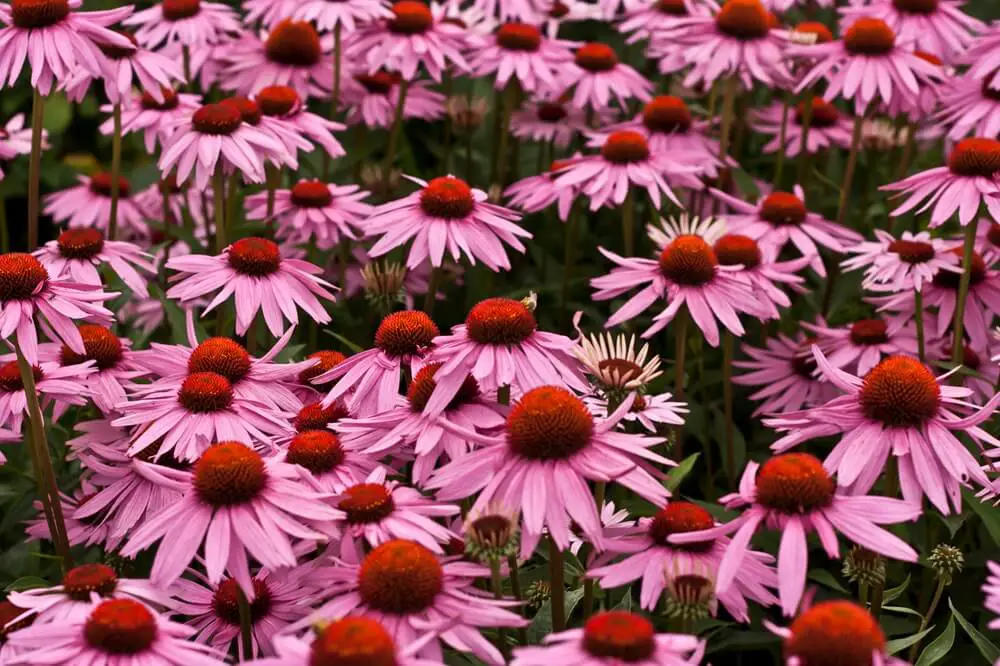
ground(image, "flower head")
xmin=247 ymin=179 xmax=371 ymax=250
xmin=219 ymin=21 xmax=332 ymax=98
xmin=44 ymin=175 xmax=152 ymax=240
xmin=470 ymin=22 xmax=576 ymax=93
xmin=841 ymin=229 xmax=960 ymax=292
xmin=124 ymin=0 xmax=242 ymax=48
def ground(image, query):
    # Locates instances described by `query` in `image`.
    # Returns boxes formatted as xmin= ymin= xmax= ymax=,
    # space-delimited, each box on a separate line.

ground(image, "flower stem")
xmin=107 ymin=103 xmax=123 ymax=240
xmin=622 ymin=188 xmax=635 ymax=257
xmin=549 ymin=538 xmax=566 ymax=631
xmin=489 ymin=558 xmax=509 ymax=657
xmin=907 ymin=579 xmax=946 ymax=662
xmin=836 ymin=114 xmax=865 ymax=228
xmin=382 ymin=78 xmax=411 ymax=176
xmin=869 ymin=580 xmax=885 ymax=619
xmin=951 ymin=221 xmax=978 ymax=366
xmin=561 ymin=202 xmax=581 ymax=324
xmin=424 ymin=266 xmax=442 ymax=315
xmin=582 ymin=480 xmax=606 ymax=618
xmin=27 ymin=89 xmax=45 ymax=250
xmin=331 ymin=23 xmax=343 ymax=121
xmin=237 ymin=587 xmax=254 ymax=658
xmin=722 ymin=330 xmax=735 ymax=483
xmin=507 ymin=555 xmax=528 ymax=643
xmin=773 ymin=92 xmax=790 ymax=187
xmin=492 ymin=81 xmax=519 ymax=189
xmin=796 ymin=91 xmax=813 ymax=189
xmin=0 ymin=184 xmax=8 ymax=253
xmin=672 ymin=308 xmax=689 ymax=459
xmin=442 ymin=69 xmax=453 ymax=173
xmin=915 ymin=288 xmax=926 ymax=362
xmin=718 ymin=76 xmax=738 ymax=161
xmin=265 ymin=164 xmax=278 ymax=224
xmin=182 ymin=46 xmax=191 ymax=88
xmin=213 ymin=164 xmax=226 ymax=251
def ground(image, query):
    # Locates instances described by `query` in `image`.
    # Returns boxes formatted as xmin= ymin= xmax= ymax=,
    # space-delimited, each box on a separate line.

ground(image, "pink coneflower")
xmin=166 ymin=237 xmax=337 ymax=336
xmin=0 ymin=252 xmax=115 ymax=364
xmin=0 ymin=113 xmax=37 ymax=159
xmin=0 ymin=357 xmax=94 ymax=435
xmin=255 ymin=85 xmax=345 ymax=158
xmin=247 ymin=180 xmax=371 ymax=250
xmin=366 ymin=175 xmax=530 ymax=271
xmin=589 ymin=501 xmax=778 ymax=619
xmin=504 ymin=158 xmax=581 ymax=221
xmin=839 ymin=0 xmax=983 ymax=61
xmin=767 ymin=351 xmax=1000 ymax=514
xmin=125 ymin=0 xmax=242 ymax=48
xmin=297 ymin=348 xmax=347 ymax=400
xmin=931 ymin=339 xmax=1000 ymax=402
xmin=0 ymin=0 xmax=132 ymax=95
xmin=44 ymin=174 xmax=151 ymax=240
xmin=469 ymin=22 xmax=575 ymax=93
xmin=159 ymin=103 xmax=288 ymax=189
xmin=423 ymin=297 xmax=587 ymax=409
xmin=430 ymin=387 xmax=670 ymax=557
xmin=100 ymin=89 xmax=202 ymax=153
xmin=554 ymin=130 xmax=697 ymax=211
xmin=5 ymin=598 xmax=228 ymax=665
xmin=241 ymin=0 xmax=294 ymax=28
xmin=294 ymin=0 xmax=393 ymax=32
xmin=172 ymin=568 xmax=310 ymax=659
xmin=347 ymin=1 xmax=469 ymax=81
xmin=66 ymin=31 xmax=184 ymax=105
xmin=710 ymin=186 xmax=861 ymax=276
xmin=671 ymin=452 xmax=919 ymax=615
xmin=841 ymin=229 xmax=960 ymax=292
xmin=219 ymin=21 xmax=332 ymax=98
xmin=985 ymin=561 xmax=1000 ymax=629
xmin=801 ymin=317 xmax=917 ymax=376
xmin=336 ymin=362 xmax=505 ymax=486
xmin=512 ymin=611 xmax=705 ymax=666
xmin=882 ymin=138 xmax=1000 ymax=227
xmin=303 ymin=540 xmax=526 ymax=664
xmin=113 ymin=370 xmax=291 ymax=462
xmin=340 ymin=70 xmax=446 ymax=129
xmin=618 ymin=0 xmax=705 ymax=45
xmin=750 ymin=97 xmax=856 ymax=157
xmin=709 ymin=231 xmax=811 ymax=318
xmin=26 ymin=481 xmax=113 ymax=548
xmin=591 ymin=217 xmax=766 ymax=345
xmin=281 ymin=427 xmax=381 ymax=493
xmin=7 ymin=563 xmax=167 ymax=624
xmin=929 ymin=72 xmax=1000 ymax=140
xmin=733 ymin=332 xmax=840 ymax=415
xmin=585 ymin=392 xmax=687 ymax=432
xmin=0 ymin=599 xmax=33 ymax=662
xmin=768 ymin=600 xmax=907 ymax=666
xmin=122 ymin=442 xmax=340 ymax=594
xmin=217 ymin=96 xmax=315 ymax=170
xmin=793 ymin=16 xmax=942 ymax=114
xmin=510 ymin=97 xmax=595 ymax=149
xmin=35 ymin=228 xmax=155 ymax=298
xmin=653 ymin=0 xmax=791 ymax=89
xmin=561 ymin=42 xmax=652 ymax=111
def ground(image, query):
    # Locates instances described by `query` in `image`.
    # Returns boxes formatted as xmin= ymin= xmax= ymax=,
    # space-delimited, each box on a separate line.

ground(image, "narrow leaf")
xmin=949 ymin=598 xmax=1000 ymax=663
xmin=665 ymin=453 xmax=700 ymax=492
xmin=915 ymin=616 xmax=954 ymax=666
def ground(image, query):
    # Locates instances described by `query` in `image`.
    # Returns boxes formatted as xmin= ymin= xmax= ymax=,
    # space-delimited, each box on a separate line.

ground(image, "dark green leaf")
xmin=949 ymin=598 xmax=1000 ymax=663
xmin=962 ymin=489 xmax=1000 ymax=548
xmin=807 ymin=569 xmax=848 ymax=593
xmin=886 ymin=626 xmax=935 ymax=656
xmin=914 ymin=616 xmax=954 ymax=666
xmin=4 ymin=576 xmax=49 ymax=592
xmin=665 ymin=453 xmax=700 ymax=492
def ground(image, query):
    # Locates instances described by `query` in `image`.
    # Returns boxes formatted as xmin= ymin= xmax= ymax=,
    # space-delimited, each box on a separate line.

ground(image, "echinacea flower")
xmin=297 ymin=348 xmax=347 ymax=401
xmin=43 ymin=174 xmax=151 ymax=240
xmin=0 ymin=113 xmax=39 ymax=163
xmin=574 ymin=329 xmax=663 ymax=395
xmin=984 ymin=560 xmax=1000 ymax=630
xmin=767 ymin=351 xmax=1000 ymax=514
xmin=931 ymin=339 xmax=1000 ymax=402
xmin=510 ymin=97 xmax=596 ymax=149
xmin=122 ymin=442 xmax=340 ymax=594
xmin=561 ymin=42 xmax=652 ymax=111
xmin=512 ymin=611 xmax=705 ymax=666
xmin=841 ymin=229 xmax=960 ymax=292
xmin=585 ymin=392 xmax=687 ymax=433
xmin=591 ymin=217 xmax=766 ymax=345
xmin=341 ymin=71 xmax=446 ymax=129
xmin=219 ymin=21 xmax=332 ymax=98
xmin=733 ymin=331 xmax=840 ymax=415
xmin=64 ymin=31 xmax=184 ymax=105
xmin=125 ymin=0 xmax=242 ymax=49
xmin=35 ymin=228 xmax=155 ymax=298
xmin=422 ymin=297 xmax=587 ymax=411
xmin=0 ymin=349 xmax=94 ymax=432
xmin=839 ymin=0 xmax=983 ymax=61
xmin=430 ymin=386 xmax=671 ymax=557
xmin=0 ymin=0 xmax=133 ymax=95
xmin=750 ymin=97 xmax=856 ymax=157
xmin=589 ymin=501 xmax=778 ymax=620
xmin=710 ymin=186 xmax=861 ymax=276
xmin=167 ymin=237 xmax=337 ymax=337
xmin=281 ymin=427 xmax=381 ymax=493
xmin=25 ymin=480 xmax=116 ymax=548
xmin=707 ymin=231 xmax=811 ymax=319
xmin=247 ymin=179 xmax=371 ymax=250
xmin=933 ymin=72 xmax=1000 ymax=140
xmin=469 ymin=22 xmax=575 ymax=93
xmin=882 ymin=138 xmax=1000 ymax=227
xmin=255 ymin=85 xmax=345 ymax=158
xmin=504 ymin=157 xmax=582 ymax=221
xmin=217 ymin=96 xmax=315 ymax=170
xmin=293 ymin=0 xmax=393 ymax=32
xmin=302 ymin=540 xmax=526 ymax=664
xmin=617 ymin=0 xmax=704 ymax=45
xmin=671 ymin=452 xmax=919 ymax=615
xmin=801 ymin=317 xmax=917 ymax=376
xmin=6 ymin=598 xmax=228 ymax=665
xmin=366 ymin=175 xmax=530 ymax=271
xmin=100 ymin=88 xmax=202 ymax=153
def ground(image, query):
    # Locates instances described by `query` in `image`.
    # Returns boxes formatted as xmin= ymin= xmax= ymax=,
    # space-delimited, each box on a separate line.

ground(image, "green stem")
xmin=896 ymin=121 xmax=917 ymax=180
xmin=493 ymin=82 xmax=518 ymax=188
xmin=265 ymin=165 xmax=279 ymax=225
xmin=489 ymin=558 xmax=509 ymax=657
xmin=107 ymin=103 xmax=122 ymax=240
xmin=773 ymin=92 xmax=790 ymax=187
xmin=27 ymin=89 xmax=45 ymax=250
xmin=722 ymin=331 xmax=735 ymax=483
xmin=915 ymin=288 xmax=926 ymax=362
xmin=582 ymin=480 xmax=607 ymax=618
xmin=498 ymin=384 xmax=511 ymax=406
xmin=622 ymin=188 xmax=635 ymax=257
xmin=237 ymin=587 xmax=254 ymax=658
xmin=836 ymin=114 xmax=865 ymax=228
xmin=907 ymin=580 xmax=946 ymax=662
xmin=226 ymin=173 xmax=239 ymax=235
xmin=424 ymin=266 xmax=442 ymax=315
xmin=382 ymin=79 xmax=410 ymax=175
xmin=797 ymin=92 xmax=814 ymax=189
xmin=718 ymin=77 xmax=738 ymax=160
xmin=561 ymin=203 xmax=581 ymax=322
xmin=213 ymin=164 xmax=226 ymax=250
xmin=869 ymin=581 xmax=885 ymax=619
xmin=507 ymin=555 xmax=528 ymax=643
xmin=549 ymin=539 xmax=566 ymax=631
xmin=672 ymin=309 xmax=689 ymax=460
xmin=951 ymin=222 xmax=978 ymax=366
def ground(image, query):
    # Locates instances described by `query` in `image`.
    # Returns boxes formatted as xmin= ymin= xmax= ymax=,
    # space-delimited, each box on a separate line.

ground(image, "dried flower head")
xmin=447 ymin=95 xmax=488 ymax=133
xmin=664 ymin=562 xmax=715 ymax=622
xmin=361 ymin=261 xmax=408 ymax=312
xmin=842 ymin=546 xmax=887 ymax=588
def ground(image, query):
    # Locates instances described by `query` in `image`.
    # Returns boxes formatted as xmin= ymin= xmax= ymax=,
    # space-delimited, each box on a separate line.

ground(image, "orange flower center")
xmin=220 ymin=96 xmax=262 ymax=125
xmin=88 ymin=172 xmax=132 ymax=198
xmin=191 ymin=103 xmax=243 ymax=135
xmin=601 ymin=130 xmax=650 ymax=164
xmin=947 ymin=138 xmax=1000 ymax=178
xmin=849 ymin=319 xmax=888 ymax=346
xmin=582 ymin=612 xmax=656 ymax=662
xmin=266 ymin=19 xmax=322 ymax=66
xmin=389 ymin=1 xmax=433 ymax=35
xmin=715 ymin=0 xmax=770 ymax=40
xmin=212 ymin=578 xmax=272 ymax=626
xmin=0 ymin=361 xmax=41 ymax=392
xmin=178 ymin=371 xmax=234 ymax=413
xmin=60 ymin=324 xmax=123 ymax=370
xmin=358 ymin=540 xmax=444 ymax=614
xmin=642 ymin=96 xmax=692 ymax=134
xmin=888 ymin=239 xmax=935 ymax=264
xmin=760 ymin=191 xmax=807 ymax=225
xmin=188 ymin=337 xmax=252 ymax=384
xmin=795 ymin=20 xmax=834 ymax=43
xmin=0 ymin=253 xmax=47 ymax=301
xmin=714 ymin=234 xmax=761 ymax=269
xmin=755 ymin=453 xmax=835 ymax=513
xmin=161 ymin=0 xmax=200 ymax=20
xmin=356 ymin=71 xmax=401 ymax=95
xmin=194 ymin=442 xmax=267 ymax=506
xmin=299 ymin=350 xmax=346 ymax=385
xmin=658 ymin=235 xmax=718 ymax=286
xmin=227 ymin=237 xmax=282 ymax=276
xmin=339 ymin=483 xmax=396 ymax=524
xmin=844 ymin=17 xmax=896 ymax=56
xmin=496 ymin=22 xmax=542 ymax=51
xmin=656 ymin=0 xmax=687 ymax=15
xmin=256 ymin=85 xmax=300 ymax=116
xmin=419 ymin=176 xmax=476 ymax=219
xmin=287 ymin=430 xmax=346 ymax=475
xmin=294 ymin=402 xmax=349 ymax=431
xmin=0 ymin=601 xmax=33 ymax=643
xmin=465 ymin=297 xmax=537 ymax=345
xmin=796 ymin=98 xmax=839 ymax=128
xmin=859 ymin=356 xmax=940 ymax=427
xmin=374 ymin=310 xmax=439 ymax=356
xmin=10 ymin=0 xmax=69 ymax=28
xmin=892 ymin=0 xmax=939 ymax=15
xmin=507 ymin=386 xmax=594 ymax=461
xmin=141 ymin=88 xmax=180 ymax=110
xmin=537 ymin=101 xmax=567 ymax=123
xmin=649 ymin=501 xmax=715 ymax=551
xmin=63 ymin=563 xmax=119 ymax=601
xmin=310 ymin=616 xmax=397 ymax=666
xmin=291 ymin=180 xmax=333 ymax=208
xmin=575 ymin=42 xmax=618 ymax=72
xmin=84 ymin=599 xmax=157 ymax=655
xmin=933 ymin=248 xmax=986 ymax=289
xmin=786 ymin=601 xmax=886 ymax=666
xmin=407 ymin=362 xmax=479 ymax=412
xmin=57 ymin=228 xmax=105 ymax=260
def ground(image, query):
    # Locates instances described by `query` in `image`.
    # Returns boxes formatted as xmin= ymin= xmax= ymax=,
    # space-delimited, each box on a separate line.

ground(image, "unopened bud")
xmin=842 ymin=546 xmax=886 ymax=588
xmin=928 ymin=544 xmax=963 ymax=585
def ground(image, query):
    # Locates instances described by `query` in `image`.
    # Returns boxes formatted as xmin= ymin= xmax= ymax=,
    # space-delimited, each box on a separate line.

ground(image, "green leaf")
xmin=915 ymin=616 xmax=954 ymax=666
xmin=4 ymin=576 xmax=49 ymax=592
xmin=807 ymin=569 xmax=848 ymax=593
xmin=949 ymin=598 xmax=1000 ymax=663
xmin=665 ymin=453 xmax=700 ymax=492
xmin=528 ymin=588 xmax=585 ymax=642
xmin=962 ymin=488 xmax=1000 ymax=547
xmin=883 ymin=574 xmax=911 ymax=604
xmin=883 ymin=605 xmax=925 ymax=618
xmin=43 ymin=93 xmax=73 ymax=134
xmin=886 ymin=625 xmax=936 ymax=655
xmin=323 ymin=330 xmax=365 ymax=354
